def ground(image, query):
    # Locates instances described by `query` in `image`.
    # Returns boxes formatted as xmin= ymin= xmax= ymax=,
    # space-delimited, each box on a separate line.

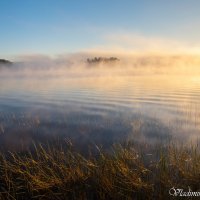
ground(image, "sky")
xmin=1 ymin=0 xmax=200 ymax=59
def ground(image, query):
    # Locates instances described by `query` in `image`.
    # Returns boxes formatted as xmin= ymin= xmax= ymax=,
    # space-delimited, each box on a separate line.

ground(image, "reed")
xmin=0 ymin=141 xmax=199 ymax=199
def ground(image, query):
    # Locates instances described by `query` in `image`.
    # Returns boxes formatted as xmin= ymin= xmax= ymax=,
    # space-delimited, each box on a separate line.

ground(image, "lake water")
xmin=0 ymin=65 xmax=200 ymax=150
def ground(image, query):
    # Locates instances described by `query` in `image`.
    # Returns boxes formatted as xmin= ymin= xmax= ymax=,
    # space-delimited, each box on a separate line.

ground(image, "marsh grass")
xmin=0 ymin=141 xmax=199 ymax=200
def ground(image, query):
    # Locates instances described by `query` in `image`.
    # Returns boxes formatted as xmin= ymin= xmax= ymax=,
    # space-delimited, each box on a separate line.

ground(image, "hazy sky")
xmin=1 ymin=0 xmax=200 ymax=58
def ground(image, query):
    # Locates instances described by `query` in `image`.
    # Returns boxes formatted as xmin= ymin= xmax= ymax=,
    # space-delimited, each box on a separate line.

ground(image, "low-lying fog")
xmin=1 ymin=53 xmax=200 ymax=78
xmin=1 ymin=53 xmax=200 ymax=150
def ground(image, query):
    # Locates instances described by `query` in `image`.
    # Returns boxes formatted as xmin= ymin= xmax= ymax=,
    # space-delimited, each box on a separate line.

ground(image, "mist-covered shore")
xmin=1 ymin=54 xmax=200 ymax=79
xmin=0 ymin=59 xmax=12 ymax=66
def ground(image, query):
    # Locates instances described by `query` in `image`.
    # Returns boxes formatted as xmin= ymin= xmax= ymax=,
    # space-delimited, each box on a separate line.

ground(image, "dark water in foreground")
xmin=0 ymin=66 xmax=200 ymax=150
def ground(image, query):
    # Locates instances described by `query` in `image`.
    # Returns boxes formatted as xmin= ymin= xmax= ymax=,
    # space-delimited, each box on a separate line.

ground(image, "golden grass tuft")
xmin=0 ymin=142 xmax=199 ymax=199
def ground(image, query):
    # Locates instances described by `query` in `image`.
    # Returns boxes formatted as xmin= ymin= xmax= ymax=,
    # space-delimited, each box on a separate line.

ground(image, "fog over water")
xmin=0 ymin=54 xmax=200 ymax=150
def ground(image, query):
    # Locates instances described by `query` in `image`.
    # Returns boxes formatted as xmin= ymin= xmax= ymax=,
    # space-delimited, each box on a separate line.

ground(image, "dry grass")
xmin=0 ymin=141 xmax=199 ymax=200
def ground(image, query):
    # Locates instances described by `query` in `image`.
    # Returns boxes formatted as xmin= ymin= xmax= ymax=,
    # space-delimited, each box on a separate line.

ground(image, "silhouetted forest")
xmin=0 ymin=59 xmax=12 ymax=66
xmin=87 ymin=57 xmax=119 ymax=64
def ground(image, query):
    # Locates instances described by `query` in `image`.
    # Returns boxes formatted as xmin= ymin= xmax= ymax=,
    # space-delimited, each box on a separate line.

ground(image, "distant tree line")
xmin=0 ymin=59 xmax=12 ymax=66
xmin=87 ymin=57 xmax=119 ymax=64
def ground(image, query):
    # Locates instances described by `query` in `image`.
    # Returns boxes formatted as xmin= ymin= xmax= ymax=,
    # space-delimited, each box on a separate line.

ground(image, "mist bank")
xmin=1 ymin=53 xmax=200 ymax=78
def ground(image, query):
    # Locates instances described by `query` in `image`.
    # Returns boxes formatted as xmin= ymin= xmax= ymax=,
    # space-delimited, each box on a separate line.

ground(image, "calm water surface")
xmin=0 ymin=66 xmax=200 ymax=150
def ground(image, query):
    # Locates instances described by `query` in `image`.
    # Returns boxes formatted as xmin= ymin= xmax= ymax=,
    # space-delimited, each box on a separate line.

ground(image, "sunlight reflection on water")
xmin=0 ymin=65 xmax=200 ymax=150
